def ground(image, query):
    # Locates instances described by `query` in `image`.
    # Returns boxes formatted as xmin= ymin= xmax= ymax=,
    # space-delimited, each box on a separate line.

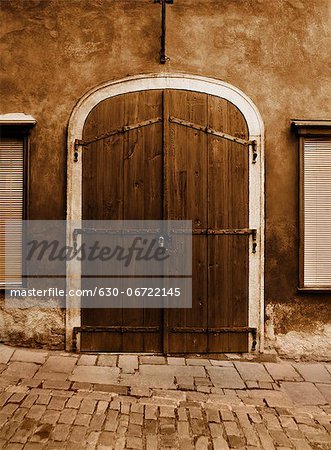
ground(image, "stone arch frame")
xmin=66 ymin=73 xmax=265 ymax=352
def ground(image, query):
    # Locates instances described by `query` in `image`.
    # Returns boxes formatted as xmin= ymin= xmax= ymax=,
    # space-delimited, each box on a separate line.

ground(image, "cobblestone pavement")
xmin=0 ymin=345 xmax=330 ymax=449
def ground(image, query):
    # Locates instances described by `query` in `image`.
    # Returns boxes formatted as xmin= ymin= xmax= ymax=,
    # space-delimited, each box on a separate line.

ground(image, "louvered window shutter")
xmin=303 ymin=138 xmax=331 ymax=287
xmin=0 ymin=138 xmax=24 ymax=286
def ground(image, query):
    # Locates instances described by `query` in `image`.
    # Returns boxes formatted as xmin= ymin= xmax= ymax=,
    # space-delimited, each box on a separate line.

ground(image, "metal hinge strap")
xmin=169 ymin=116 xmax=253 ymax=146
xmin=190 ymin=228 xmax=256 ymax=236
xmin=78 ymin=117 xmax=162 ymax=148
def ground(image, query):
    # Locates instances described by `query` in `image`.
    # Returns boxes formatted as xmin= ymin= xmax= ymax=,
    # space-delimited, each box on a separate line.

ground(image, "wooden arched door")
xmin=81 ymin=89 xmax=251 ymax=353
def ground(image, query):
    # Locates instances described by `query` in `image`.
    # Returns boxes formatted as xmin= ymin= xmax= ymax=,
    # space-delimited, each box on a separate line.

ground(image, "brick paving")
xmin=0 ymin=345 xmax=330 ymax=449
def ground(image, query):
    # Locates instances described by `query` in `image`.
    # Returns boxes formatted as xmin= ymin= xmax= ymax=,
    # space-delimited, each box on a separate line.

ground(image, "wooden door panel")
xmin=81 ymin=90 xmax=163 ymax=352
xmin=165 ymin=90 xmax=249 ymax=353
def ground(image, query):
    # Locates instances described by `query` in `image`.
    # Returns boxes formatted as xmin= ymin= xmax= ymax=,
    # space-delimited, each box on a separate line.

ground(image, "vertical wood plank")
xmin=165 ymin=90 xmax=208 ymax=353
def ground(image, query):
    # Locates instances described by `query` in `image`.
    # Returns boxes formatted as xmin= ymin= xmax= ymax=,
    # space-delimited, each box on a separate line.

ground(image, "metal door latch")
xmin=251 ymin=140 xmax=258 ymax=163
xmin=158 ymin=236 xmax=165 ymax=248
xmin=252 ymin=230 xmax=257 ymax=253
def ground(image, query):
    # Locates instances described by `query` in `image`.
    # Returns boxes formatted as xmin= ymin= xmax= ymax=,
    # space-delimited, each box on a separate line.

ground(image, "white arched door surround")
xmin=66 ymin=73 xmax=265 ymax=352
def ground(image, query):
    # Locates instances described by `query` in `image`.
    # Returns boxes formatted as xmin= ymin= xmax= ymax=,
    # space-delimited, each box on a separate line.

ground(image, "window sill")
xmin=298 ymin=287 xmax=331 ymax=293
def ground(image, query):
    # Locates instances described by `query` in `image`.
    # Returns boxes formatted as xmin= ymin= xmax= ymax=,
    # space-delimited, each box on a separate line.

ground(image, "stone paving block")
xmin=0 ymin=345 xmax=14 ymax=364
xmin=139 ymin=355 xmax=166 ymax=365
xmin=130 ymin=386 xmax=151 ymax=397
xmin=270 ymin=429 xmax=292 ymax=446
xmin=33 ymin=370 xmax=68 ymax=381
xmin=294 ymin=363 xmax=331 ymax=383
xmin=2 ymin=362 xmax=39 ymax=379
xmin=40 ymin=410 xmax=60 ymax=425
xmin=212 ymin=436 xmax=230 ymax=449
xmin=127 ymin=422 xmax=143 ymax=437
xmin=246 ymin=380 xmax=259 ymax=389
xmin=159 ymin=405 xmax=175 ymax=418
xmin=235 ymin=361 xmax=273 ymax=382
xmin=167 ymin=357 xmax=186 ymax=365
xmin=282 ymin=382 xmax=328 ymax=405
xmin=315 ymin=383 xmax=331 ymax=403
xmin=259 ymin=381 xmax=273 ymax=389
xmin=118 ymin=355 xmax=138 ymax=373
xmin=186 ymin=358 xmax=210 ymax=366
xmin=77 ymin=354 xmax=97 ymax=366
xmin=206 ymin=366 xmax=245 ymax=389
xmin=177 ymin=420 xmax=190 ymax=437
xmin=195 ymin=436 xmax=210 ymax=449
xmin=264 ymin=362 xmax=302 ymax=381
xmin=249 ymin=389 xmax=293 ymax=408
xmin=121 ymin=373 xmax=175 ymax=389
xmin=51 ymin=423 xmax=70 ymax=441
xmin=70 ymin=365 xmax=119 ymax=384
xmin=26 ymin=405 xmax=46 ymax=421
xmin=209 ymin=422 xmax=224 ymax=438
xmin=104 ymin=410 xmax=119 ymax=431
xmin=42 ymin=380 xmax=71 ymax=390
xmin=20 ymin=379 xmax=42 ymax=388
xmin=11 ymin=349 xmax=47 ymax=365
xmin=47 ymin=396 xmax=67 ymax=411
xmin=93 ymin=384 xmax=127 ymax=395
xmin=97 ymin=354 xmax=118 ymax=366
xmin=96 ymin=399 xmax=109 ymax=414
xmin=1 ymin=403 xmax=19 ymax=417
xmin=210 ymin=360 xmax=234 ymax=367
xmin=79 ymin=398 xmax=97 ymax=414
xmin=8 ymin=392 xmax=26 ymax=403
xmin=90 ymin=413 xmax=106 ymax=430
xmin=69 ymin=425 xmax=87 ymax=443
xmin=74 ymin=413 xmax=91 ymax=427
xmin=35 ymin=393 xmax=51 ymax=405
xmin=42 ymin=356 xmax=77 ymax=374
xmin=23 ymin=443 xmax=45 ymax=450
xmin=12 ymin=407 xmax=29 ymax=422
xmin=140 ymin=364 xmax=205 ymax=377
xmin=146 ymin=435 xmax=158 ymax=450
xmin=99 ymin=430 xmax=115 ymax=446
xmin=66 ymin=396 xmax=82 ymax=409
xmin=290 ymin=438 xmax=314 ymax=450
xmin=71 ymin=381 xmax=91 ymax=391
xmin=126 ymin=436 xmax=143 ymax=449
xmin=58 ymin=408 xmax=77 ymax=424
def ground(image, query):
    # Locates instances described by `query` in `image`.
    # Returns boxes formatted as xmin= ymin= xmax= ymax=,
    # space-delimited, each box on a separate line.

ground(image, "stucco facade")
xmin=0 ymin=0 xmax=330 ymax=359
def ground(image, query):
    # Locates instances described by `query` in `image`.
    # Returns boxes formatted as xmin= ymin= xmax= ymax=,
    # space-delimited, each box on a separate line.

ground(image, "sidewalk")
xmin=0 ymin=345 xmax=330 ymax=449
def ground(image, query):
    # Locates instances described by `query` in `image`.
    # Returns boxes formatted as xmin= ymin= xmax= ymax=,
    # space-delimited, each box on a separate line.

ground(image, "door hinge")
xmin=74 ymin=139 xmax=84 ymax=162
xmin=252 ymin=229 xmax=257 ymax=253
xmin=251 ymin=140 xmax=258 ymax=163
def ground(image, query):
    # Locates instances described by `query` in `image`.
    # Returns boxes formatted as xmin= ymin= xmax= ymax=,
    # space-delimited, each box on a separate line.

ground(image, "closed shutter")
xmin=0 ymin=138 xmax=24 ymax=286
xmin=303 ymin=138 xmax=331 ymax=287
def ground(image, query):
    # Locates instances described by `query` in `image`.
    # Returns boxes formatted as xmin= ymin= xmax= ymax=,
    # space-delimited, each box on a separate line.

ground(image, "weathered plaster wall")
xmin=1 ymin=0 xmax=330 ymax=357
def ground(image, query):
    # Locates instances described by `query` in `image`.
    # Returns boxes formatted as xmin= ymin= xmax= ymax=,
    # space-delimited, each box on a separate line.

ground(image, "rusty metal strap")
xmin=191 ymin=228 xmax=256 ymax=236
xmin=169 ymin=116 xmax=253 ymax=146
xmin=76 ymin=117 xmax=162 ymax=147
xmin=170 ymin=327 xmax=256 ymax=333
